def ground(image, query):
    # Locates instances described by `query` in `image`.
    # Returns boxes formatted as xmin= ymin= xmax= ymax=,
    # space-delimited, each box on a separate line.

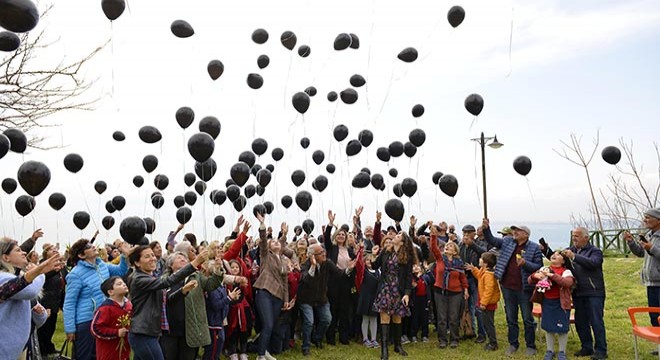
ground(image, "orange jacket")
xmin=471 ymin=267 xmax=501 ymax=306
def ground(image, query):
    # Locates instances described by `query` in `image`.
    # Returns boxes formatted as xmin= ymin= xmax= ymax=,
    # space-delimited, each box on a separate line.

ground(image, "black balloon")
xmin=264 ymin=201 xmax=274 ymax=214
xmin=253 ymin=204 xmax=267 ymax=218
xmin=214 ymin=215 xmax=225 ymax=228
xmin=17 ymin=160 xmax=50 ymax=196
xmin=257 ymin=55 xmax=270 ymax=69
xmin=0 ymin=134 xmax=10 ymax=159
xmin=175 ymin=106 xmax=195 ymax=129
xmin=184 ymin=191 xmax=197 ymax=206
xmin=358 ymin=130 xmax=373 ymax=147
xmin=120 ymin=216 xmax=146 ymax=244
xmin=247 ymin=73 xmax=264 ymax=89
xmin=349 ymin=33 xmax=360 ymax=49
xmin=302 ymin=219 xmax=314 ymax=234
xmin=184 ymin=173 xmax=196 ymax=187
xmin=439 ymin=174 xmax=458 ymax=197
xmin=256 ymin=169 xmax=272 ymax=187
xmin=256 ymin=185 xmax=266 ymax=197
xmin=4 ymin=128 xmax=27 ymax=153
xmin=432 ymin=171 xmax=444 ymax=185
xmin=266 ymin=164 xmax=274 ymax=172
xmin=371 ymin=174 xmax=384 ymax=190
xmin=102 ymin=216 xmax=115 ymax=230
xmin=389 ymin=168 xmax=398 ymax=178
xmin=333 ymin=33 xmax=351 ymax=50
xmin=346 ymin=139 xmax=362 ymax=156
xmin=464 ymin=94 xmax=484 ymax=116
xmin=601 ymin=146 xmax=621 ymax=165
xmin=0 ymin=0 xmax=39 ymax=33
xmin=173 ymin=195 xmax=185 ymax=208
xmin=48 ymin=193 xmax=66 ymax=211
xmin=297 ymin=45 xmax=311 ymax=57
xmin=447 ymin=6 xmax=466 ymax=28
xmin=112 ymin=131 xmax=125 ymax=141
xmin=101 ymin=0 xmax=125 ymax=20
xmin=73 ymin=211 xmax=90 ymax=230
xmin=280 ymin=31 xmax=297 ymax=50
xmin=409 ymin=128 xmax=426 ymax=147
xmin=401 ymin=178 xmax=417 ymax=197
xmin=251 ymin=138 xmax=268 ymax=156
xmin=194 ymin=181 xmax=207 ymax=195
xmin=281 ymin=195 xmax=292 ymax=209
xmin=199 ymin=116 xmax=221 ymax=139
xmin=349 ymin=74 xmax=365 ymax=87
xmin=233 ymin=196 xmax=247 ymax=212
xmin=412 ymin=104 xmax=425 ymax=118
xmin=15 ymin=195 xmax=35 ymax=217
xmin=238 ymin=151 xmax=256 ymax=168
xmin=393 ymin=183 xmax=403 ymax=197
xmin=397 ymin=47 xmax=418 ymax=63
xmin=111 ymin=195 xmax=126 ymax=211
xmin=352 ymin=172 xmax=370 ymax=188
xmin=138 ymin=126 xmax=161 ymax=144
xmin=376 ymin=147 xmax=390 ymax=162
xmin=252 ymin=28 xmax=269 ymax=44
xmin=292 ymin=92 xmax=310 ymax=114
xmin=300 ymin=137 xmax=310 ymax=149
xmin=207 ymin=60 xmax=224 ymax=80
xmin=63 ymin=153 xmax=83 ymax=173
xmin=154 ymin=174 xmax=169 ymax=190
xmin=171 ymin=20 xmax=194 ymax=38
xmin=313 ymin=175 xmax=328 ymax=192
xmin=151 ymin=194 xmax=165 ymax=209
xmin=133 ymin=175 xmax=144 ymax=188
xmin=361 ymin=167 xmax=371 ymax=175
xmin=244 ymin=184 xmax=256 ymax=198
xmin=93 ymin=181 xmax=106 ymax=195
xmin=2 ymin=178 xmax=16 ymax=194
xmin=226 ymin=179 xmax=236 ymax=188
xmin=251 ymin=164 xmax=262 ymax=177
xmin=295 ymin=190 xmax=313 ymax=211
xmin=271 ymin=148 xmax=284 ymax=161
xmin=340 ymin=88 xmax=358 ymax=104
xmin=327 ymin=91 xmax=338 ymax=102
xmin=143 ymin=217 xmax=156 ymax=234
xmin=226 ymin=185 xmax=241 ymax=202
xmin=187 ymin=132 xmax=215 ymax=162
xmin=333 ymin=125 xmax=349 ymax=142
xmin=384 ymin=199 xmax=405 ymax=222
xmin=213 ymin=190 xmax=227 ymax=205
xmin=194 ymin=158 xmax=217 ymax=182
xmin=513 ymin=156 xmax=532 ymax=176
xmin=291 ymin=170 xmax=305 ymax=187
xmin=312 ymin=150 xmax=324 ymax=165
xmin=304 ymin=86 xmax=317 ymax=97
xmin=326 ymin=164 xmax=335 ymax=174
xmin=0 ymin=31 xmax=20 ymax=52
xmin=230 ymin=162 xmax=250 ymax=187
xmin=389 ymin=141 xmax=404 ymax=157
xmin=142 ymin=155 xmax=158 ymax=173
xmin=105 ymin=200 xmax=115 ymax=213
xmin=404 ymin=142 xmax=417 ymax=158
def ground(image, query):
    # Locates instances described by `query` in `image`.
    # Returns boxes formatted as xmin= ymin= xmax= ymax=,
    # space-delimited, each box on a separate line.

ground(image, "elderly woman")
xmin=63 ymin=239 xmax=130 ymax=360
xmin=0 ymin=238 xmax=63 ymax=359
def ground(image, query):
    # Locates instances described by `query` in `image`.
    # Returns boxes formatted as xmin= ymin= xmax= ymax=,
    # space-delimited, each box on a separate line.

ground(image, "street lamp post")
xmin=470 ymin=132 xmax=503 ymax=219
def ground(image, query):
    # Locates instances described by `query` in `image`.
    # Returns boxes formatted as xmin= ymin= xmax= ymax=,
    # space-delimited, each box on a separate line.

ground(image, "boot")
xmin=392 ymin=323 xmax=408 ymax=356
xmin=380 ymin=323 xmax=390 ymax=360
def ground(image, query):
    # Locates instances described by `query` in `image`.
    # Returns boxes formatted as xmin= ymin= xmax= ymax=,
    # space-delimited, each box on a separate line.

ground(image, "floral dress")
xmin=372 ymin=253 xmax=411 ymax=317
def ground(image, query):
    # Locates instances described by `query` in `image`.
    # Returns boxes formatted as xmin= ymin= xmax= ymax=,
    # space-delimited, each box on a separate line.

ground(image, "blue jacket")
xmin=206 ymin=286 xmax=230 ymax=328
xmin=63 ymin=257 xmax=128 ymax=333
xmin=568 ymin=243 xmax=605 ymax=297
xmin=484 ymin=227 xmax=542 ymax=292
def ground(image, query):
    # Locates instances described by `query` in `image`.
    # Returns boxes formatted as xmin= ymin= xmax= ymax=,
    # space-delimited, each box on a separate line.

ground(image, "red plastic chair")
xmin=627 ymin=307 xmax=660 ymax=360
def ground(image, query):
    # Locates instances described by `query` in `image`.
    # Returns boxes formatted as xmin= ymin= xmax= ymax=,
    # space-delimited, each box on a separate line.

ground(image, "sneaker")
xmin=475 ymin=336 xmax=486 ymax=344
xmin=574 ymin=349 xmax=594 ymax=357
xmin=229 ymin=354 xmax=239 ymax=360
xmin=438 ymin=341 xmax=448 ymax=349
xmin=411 ymin=336 xmax=418 ymax=343
xmin=422 ymin=337 xmax=429 ymax=343
xmin=363 ymin=339 xmax=372 ymax=348
xmin=525 ymin=348 xmax=538 ymax=356
xmin=543 ymin=350 xmax=555 ymax=360
xmin=484 ymin=343 xmax=499 ymax=351
xmin=264 ymin=351 xmax=277 ymax=360
xmin=239 ymin=354 xmax=249 ymax=360
xmin=401 ymin=335 xmax=410 ymax=344
xmin=557 ymin=351 xmax=567 ymax=360
xmin=302 ymin=348 xmax=311 ymax=356
xmin=450 ymin=341 xmax=458 ymax=348
xmin=371 ymin=340 xmax=380 ymax=348
xmin=505 ymin=345 xmax=519 ymax=356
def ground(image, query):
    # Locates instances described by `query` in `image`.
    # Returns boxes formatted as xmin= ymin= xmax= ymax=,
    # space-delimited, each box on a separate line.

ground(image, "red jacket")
xmin=224 ymin=232 xmax=254 ymax=303
xmin=430 ymin=235 xmax=468 ymax=293
xmin=91 ymin=298 xmax=132 ymax=360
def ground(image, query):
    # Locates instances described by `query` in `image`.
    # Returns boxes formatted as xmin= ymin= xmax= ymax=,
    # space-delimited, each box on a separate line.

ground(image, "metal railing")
xmin=589 ymin=228 xmax=644 ymax=255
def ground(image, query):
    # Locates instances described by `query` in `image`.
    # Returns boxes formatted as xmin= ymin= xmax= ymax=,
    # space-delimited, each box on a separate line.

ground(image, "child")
xmin=529 ymin=251 xmax=575 ymax=360
xmin=465 ymin=252 xmax=500 ymax=351
xmin=91 ymin=276 xmax=132 ymax=360
xmin=355 ymin=247 xmax=381 ymax=348
xmin=410 ymin=263 xmax=431 ymax=343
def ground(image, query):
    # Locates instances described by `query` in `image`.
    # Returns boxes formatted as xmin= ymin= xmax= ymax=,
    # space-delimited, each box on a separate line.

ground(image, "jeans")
xmin=300 ymin=303 xmax=332 ymax=351
xmin=410 ymin=296 xmax=429 ymax=338
xmin=501 ymin=287 xmax=536 ymax=349
xmin=574 ymin=296 xmax=607 ymax=355
xmin=160 ymin=333 xmax=198 ymax=360
xmin=129 ymin=333 xmax=164 ymax=360
xmin=482 ymin=309 xmax=498 ymax=346
xmin=467 ymin=276 xmax=486 ymax=337
xmin=202 ymin=328 xmax=225 ymax=360
xmin=255 ymin=289 xmax=283 ymax=356
xmin=434 ymin=290 xmax=463 ymax=343
xmin=74 ymin=321 xmax=95 ymax=360
xmin=648 ymin=286 xmax=660 ymax=326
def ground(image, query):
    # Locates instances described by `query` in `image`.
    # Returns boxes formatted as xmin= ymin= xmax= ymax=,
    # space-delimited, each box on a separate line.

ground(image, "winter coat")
xmin=0 ymin=272 xmax=45 ymax=360
xmin=484 ymin=227 xmax=543 ymax=292
xmin=629 ymin=229 xmax=660 ymax=287
xmin=91 ymin=298 xmax=133 ymax=360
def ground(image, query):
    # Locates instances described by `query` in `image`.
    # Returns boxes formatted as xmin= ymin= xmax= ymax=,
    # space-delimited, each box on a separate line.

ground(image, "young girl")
xmin=529 ymin=251 xmax=575 ymax=360
xmin=91 ymin=276 xmax=133 ymax=360
xmin=355 ymin=246 xmax=381 ymax=348
xmin=465 ymin=252 xmax=500 ymax=351
xmin=410 ymin=263 xmax=431 ymax=343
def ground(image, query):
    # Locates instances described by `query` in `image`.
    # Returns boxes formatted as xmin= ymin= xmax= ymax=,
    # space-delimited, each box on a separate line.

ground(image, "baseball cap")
xmin=497 ymin=226 xmax=512 ymax=235
xmin=510 ymin=225 xmax=531 ymax=236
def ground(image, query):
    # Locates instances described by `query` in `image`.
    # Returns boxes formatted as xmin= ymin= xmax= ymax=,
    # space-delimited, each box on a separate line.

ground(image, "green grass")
xmin=52 ymin=257 xmax=655 ymax=359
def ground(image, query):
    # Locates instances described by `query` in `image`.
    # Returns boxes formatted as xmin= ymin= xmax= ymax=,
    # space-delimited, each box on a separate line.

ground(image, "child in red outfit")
xmin=91 ymin=276 xmax=132 ymax=360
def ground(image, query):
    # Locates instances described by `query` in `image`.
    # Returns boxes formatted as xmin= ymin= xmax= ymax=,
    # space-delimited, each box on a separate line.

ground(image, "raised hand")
xmin=31 ymin=228 xmax=44 ymax=241
xmin=376 ymin=211 xmax=382 ymax=223
xmin=281 ymin=222 xmax=289 ymax=236
xmin=192 ymin=249 xmax=209 ymax=267
xmin=256 ymin=213 xmax=265 ymax=225
xmin=482 ymin=218 xmax=490 ymax=229
xmin=355 ymin=206 xmax=363 ymax=218
xmin=328 ymin=210 xmax=336 ymax=225
xmin=410 ymin=215 xmax=417 ymax=227
xmin=242 ymin=220 xmax=251 ymax=234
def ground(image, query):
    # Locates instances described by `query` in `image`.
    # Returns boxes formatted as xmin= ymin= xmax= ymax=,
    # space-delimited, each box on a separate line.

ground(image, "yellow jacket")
xmin=471 ymin=267 xmax=501 ymax=307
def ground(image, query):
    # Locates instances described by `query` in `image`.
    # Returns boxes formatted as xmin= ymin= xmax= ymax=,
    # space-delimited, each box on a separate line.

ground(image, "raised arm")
xmin=20 ymin=228 xmax=43 ymax=253
xmin=280 ymin=223 xmax=294 ymax=259
xmin=373 ymin=211 xmax=382 ymax=246
xmin=324 ymin=210 xmax=335 ymax=251
xmin=482 ymin=219 xmax=504 ymax=249
xmin=224 ymin=221 xmax=249 ymax=261
xmin=256 ymin=213 xmax=269 ymax=258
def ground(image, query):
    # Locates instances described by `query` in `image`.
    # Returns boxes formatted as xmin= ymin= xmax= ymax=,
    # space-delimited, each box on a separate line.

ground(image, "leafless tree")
xmin=0 ymin=7 xmax=105 ymax=149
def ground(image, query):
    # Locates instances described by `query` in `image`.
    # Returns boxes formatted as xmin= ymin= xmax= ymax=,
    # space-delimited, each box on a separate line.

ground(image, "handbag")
xmin=54 ymin=340 xmax=74 ymax=360
xmin=530 ymin=288 xmax=544 ymax=304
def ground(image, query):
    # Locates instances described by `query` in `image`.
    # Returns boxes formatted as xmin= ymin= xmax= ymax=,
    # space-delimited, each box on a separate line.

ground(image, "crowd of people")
xmin=4 ymin=205 xmax=660 ymax=360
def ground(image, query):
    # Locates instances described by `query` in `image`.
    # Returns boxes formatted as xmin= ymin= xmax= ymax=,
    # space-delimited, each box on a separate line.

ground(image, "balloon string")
xmin=469 ymin=116 xmax=477 ymax=131
xmin=506 ymin=7 xmax=515 ymax=78
xmin=0 ymin=196 xmax=4 ymax=237
xmin=110 ymin=22 xmax=115 ymax=99
xmin=366 ymin=0 xmax=376 ymax=112
xmin=77 ymin=177 xmax=99 ymax=230
xmin=525 ymin=177 xmax=537 ymax=209
xmin=473 ymin=142 xmax=482 ymax=208
xmin=56 ymin=212 xmax=60 ymax=244
xmin=451 ymin=198 xmax=459 ymax=228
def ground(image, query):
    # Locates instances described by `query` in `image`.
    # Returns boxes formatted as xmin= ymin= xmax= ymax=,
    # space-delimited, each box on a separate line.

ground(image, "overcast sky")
xmin=2 ymin=0 xmax=660 ymax=248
